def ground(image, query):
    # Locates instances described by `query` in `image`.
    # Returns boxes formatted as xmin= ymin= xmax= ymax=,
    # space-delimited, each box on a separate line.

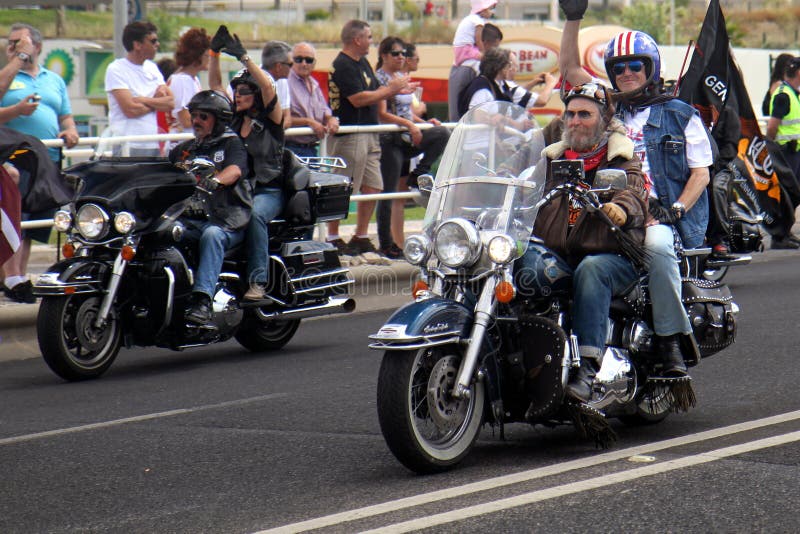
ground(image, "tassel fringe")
xmin=648 ymin=376 xmax=697 ymax=413
xmin=568 ymin=401 xmax=618 ymax=449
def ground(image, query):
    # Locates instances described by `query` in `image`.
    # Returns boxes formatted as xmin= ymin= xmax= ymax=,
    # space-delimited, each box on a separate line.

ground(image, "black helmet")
xmin=229 ymin=69 xmax=265 ymax=113
xmin=187 ymin=90 xmax=233 ymax=136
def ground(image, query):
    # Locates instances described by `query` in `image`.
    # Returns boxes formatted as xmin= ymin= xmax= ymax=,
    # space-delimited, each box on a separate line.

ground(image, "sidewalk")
xmin=0 ymin=221 xmax=423 ymax=361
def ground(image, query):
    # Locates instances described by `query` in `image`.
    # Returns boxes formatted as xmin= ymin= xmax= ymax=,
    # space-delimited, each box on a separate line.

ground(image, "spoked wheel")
xmin=37 ymin=295 xmax=122 ymax=381
xmin=377 ymin=345 xmax=485 ymax=474
xmin=619 ymin=381 xmax=673 ymax=426
xmin=235 ymin=309 xmax=300 ymax=351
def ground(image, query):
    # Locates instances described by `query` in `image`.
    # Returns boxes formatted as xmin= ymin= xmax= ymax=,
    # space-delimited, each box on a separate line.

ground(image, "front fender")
xmin=368 ymin=297 xmax=474 ymax=350
xmin=33 ymin=258 xmax=111 ymax=296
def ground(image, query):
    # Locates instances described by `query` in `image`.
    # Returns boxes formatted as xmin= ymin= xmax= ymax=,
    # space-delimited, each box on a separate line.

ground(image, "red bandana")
xmin=563 ymin=144 xmax=608 ymax=172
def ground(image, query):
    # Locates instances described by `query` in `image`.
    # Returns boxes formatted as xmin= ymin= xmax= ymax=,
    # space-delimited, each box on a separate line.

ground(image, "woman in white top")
xmin=166 ymin=28 xmax=211 ymax=134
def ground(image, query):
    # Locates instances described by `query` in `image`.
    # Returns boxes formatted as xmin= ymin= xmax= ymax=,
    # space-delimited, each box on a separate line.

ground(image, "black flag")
xmin=677 ymin=0 xmax=800 ymax=236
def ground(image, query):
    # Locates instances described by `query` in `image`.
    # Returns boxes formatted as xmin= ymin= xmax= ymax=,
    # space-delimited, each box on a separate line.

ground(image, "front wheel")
xmin=377 ymin=346 xmax=485 ymax=474
xmin=235 ymin=310 xmax=300 ymax=352
xmin=37 ymin=295 xmax=122 ymax=381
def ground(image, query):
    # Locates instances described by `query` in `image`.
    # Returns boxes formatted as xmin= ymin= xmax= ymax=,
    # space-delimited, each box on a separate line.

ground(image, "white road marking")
xmin=0 ymin=393 xmax=287 ymax=446
xmin=256 ymin=409 xmax=800 ymax=534
xmin=362 ymin=430 xmax=800 ymax=533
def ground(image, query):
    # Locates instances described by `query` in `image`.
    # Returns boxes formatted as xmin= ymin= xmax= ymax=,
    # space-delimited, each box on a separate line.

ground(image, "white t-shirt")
xmin=276 ymin=77 xmax=291 ymax=110
xmin=105 ymin=58 xmax=166 ymax=148
xmin=167 ymin=71 xmax=201 ymax=134
xmin=620 ymin=107 xmax=714 ymax=197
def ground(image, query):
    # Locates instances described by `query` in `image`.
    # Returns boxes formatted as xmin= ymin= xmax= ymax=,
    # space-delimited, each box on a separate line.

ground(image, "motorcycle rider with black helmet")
xmin=559 ymin=0 xmax=713 ymax=380
xmin=208 ymin=25 xmax=286 ymax=301
xmin=168 ymin=89 xmax=250 ymax=330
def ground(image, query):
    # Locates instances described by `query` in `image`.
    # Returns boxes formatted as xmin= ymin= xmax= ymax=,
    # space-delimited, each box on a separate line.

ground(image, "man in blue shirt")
xmin=0 ymin=23 xmax=79 ymax=303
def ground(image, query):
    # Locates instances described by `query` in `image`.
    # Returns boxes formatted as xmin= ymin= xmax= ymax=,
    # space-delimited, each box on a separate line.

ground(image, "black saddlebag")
xmin=309 ymin=171 xmax=352 ymax=222
xmin=729 ymin=218 xmax=763 ymax=253
xmin=682 ymin=278 xmax=736 ymax=358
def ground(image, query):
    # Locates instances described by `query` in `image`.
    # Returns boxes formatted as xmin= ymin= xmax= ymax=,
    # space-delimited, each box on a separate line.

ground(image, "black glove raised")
xmin=559 ymin=0 xmax=588 ymax=20
xmin=222 ymin=34 xmax=248 ymax=61
xmin=210 ymin=25 xmax=232 ymax=53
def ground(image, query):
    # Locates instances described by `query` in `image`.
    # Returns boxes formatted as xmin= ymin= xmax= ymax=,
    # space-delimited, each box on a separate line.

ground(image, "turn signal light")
xmin=412 ymin=280 xmax=429 ymax=298
xmin=62 ymin=242 xmax=75 ymax=258
xmin=121 ymin=245 xmax=136 ymax=261
xmin=495 ymin=280 xmax=515 ymax=303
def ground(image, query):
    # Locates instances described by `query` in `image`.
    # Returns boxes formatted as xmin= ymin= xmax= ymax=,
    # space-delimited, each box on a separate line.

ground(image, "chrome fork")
xmin=452 ymin=275 xmax=498 ymax=399
xmin=94 ymin=252 xmax=128 ymax=328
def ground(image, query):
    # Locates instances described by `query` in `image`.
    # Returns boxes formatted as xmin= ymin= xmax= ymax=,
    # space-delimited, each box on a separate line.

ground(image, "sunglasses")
xmin=147 ymin=37 xmax=159 ymax=44
xmin=293 ymin=56 xmax=315 ymax=64
xmin=190 ymin=111 xmax=210 ymax=121
xmin=563 ymin=110 xmax=595 ymax=121
xmin=281 ymin=61 xmax=293 ymax=68
xmin=235 ymin=86 xmax=255 ymax=96
xmin=611 ymin=60 xmax=644 ymax=76
xmin=389 ymin=50 xmax=405 ymax=57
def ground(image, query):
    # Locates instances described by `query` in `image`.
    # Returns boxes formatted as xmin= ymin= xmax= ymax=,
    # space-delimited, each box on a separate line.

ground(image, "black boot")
xmin=653 ymin=334 xmax=688 ymax=378
xmin=565 ymin=358 xmax=599 ymax=403
xmin=185 ymin=292 xmax=216 ymax=330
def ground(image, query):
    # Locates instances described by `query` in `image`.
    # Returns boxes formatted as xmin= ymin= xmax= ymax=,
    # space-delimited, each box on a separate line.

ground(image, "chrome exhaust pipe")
xmin=255 ymin=297 xmax=356 ymax=321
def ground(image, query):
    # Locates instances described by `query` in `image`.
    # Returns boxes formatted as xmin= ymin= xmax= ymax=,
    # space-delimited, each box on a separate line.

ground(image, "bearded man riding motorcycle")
xmin=559 ymin=0 xmax=713 ymax=379
xmin=168 ymin=90 xmax=251 ymax=330
xmin=516 ymin=83 xmax=648 ymax=402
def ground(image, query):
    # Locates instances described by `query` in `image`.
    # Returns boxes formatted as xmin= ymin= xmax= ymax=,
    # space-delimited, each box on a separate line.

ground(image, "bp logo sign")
xmin=44 ymin=49 xmax=75 ymax=86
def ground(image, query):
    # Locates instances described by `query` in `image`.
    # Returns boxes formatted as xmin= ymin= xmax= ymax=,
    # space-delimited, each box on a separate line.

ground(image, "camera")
xmin=550 ymin=159 xmax=584 ymax=182
xmin=30 ymin=93 xmax=41 ymax=103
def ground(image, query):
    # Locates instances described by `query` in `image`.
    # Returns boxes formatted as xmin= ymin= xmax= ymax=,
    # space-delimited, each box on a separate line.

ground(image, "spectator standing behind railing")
xmin=326 ymin=20 xmax=414 ymax=256
xmin=762 ymin=53 xmax=795 ymax=117
xmin=261 ymin=41 xmax=293 ymax=129
xmin=0 ymin=23 xmax=79 ymax=304
xmin=104 ymin=21 xmax=174 ymax=156
xmin=287 ymin=42 xmax=339 ymax=158
xmin=447 ymin=0 xmax=498 ymax=122
xmin=375 ymin=36 xmax=449 ymax=259
xmin=160 ymin=28 xmax=210 ymax=138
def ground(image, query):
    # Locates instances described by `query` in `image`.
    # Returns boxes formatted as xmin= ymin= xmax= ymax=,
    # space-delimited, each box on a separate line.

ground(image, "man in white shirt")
xmin=104 ymin=21 xmax=174 ymax=155
xmin=261 ymin=40 xmax=293 ymax=128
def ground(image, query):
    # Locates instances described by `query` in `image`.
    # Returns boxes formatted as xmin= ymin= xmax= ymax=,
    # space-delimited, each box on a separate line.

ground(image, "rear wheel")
xmin=377 ymin=345 xmax=485 ymax=474
xmin=235 ymin=310 xmax=300 ymax=351
xmin=38 ymin=295 xmax=121 ymax=381
xmin=619 ymin=382 xmax=673 ymax=426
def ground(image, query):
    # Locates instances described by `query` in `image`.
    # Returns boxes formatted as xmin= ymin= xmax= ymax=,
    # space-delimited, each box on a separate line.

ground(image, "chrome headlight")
xmin=76 ymin=203 xmax=109 ymax=240
xmin=53 ymin=210 xmax=72 ymax=232
xmin=487 ymin=234 xmax=517 ymax=264
xmin=434 ymin=218 xmax=481 ymax=268
xmin=403 ymin=234 xmax=431 ymax=265
xmin=114 ymin=211 xmax=137 ymax=234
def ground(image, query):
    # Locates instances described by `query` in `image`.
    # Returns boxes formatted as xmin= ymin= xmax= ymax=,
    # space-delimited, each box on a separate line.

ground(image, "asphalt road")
xmin=1 ymin=249 xmax=800 ymax=533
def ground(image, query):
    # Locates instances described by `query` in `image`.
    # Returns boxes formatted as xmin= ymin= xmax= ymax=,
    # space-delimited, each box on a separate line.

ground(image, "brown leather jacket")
xmin=532 ymin=126 xmax=647 ymax=267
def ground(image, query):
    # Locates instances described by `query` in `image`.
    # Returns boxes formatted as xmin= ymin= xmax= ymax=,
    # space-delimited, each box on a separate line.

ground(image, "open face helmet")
xmin=604 ymin=31 xmax=661 ymax=92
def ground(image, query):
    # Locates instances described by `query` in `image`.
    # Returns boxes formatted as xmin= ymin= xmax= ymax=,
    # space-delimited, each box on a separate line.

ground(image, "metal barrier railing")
xmin=21 ymin=122 xmax=452 ymax=231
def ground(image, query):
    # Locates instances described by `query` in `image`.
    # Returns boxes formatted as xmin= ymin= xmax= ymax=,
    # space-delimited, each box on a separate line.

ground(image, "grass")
xmin=339 ymin=203 xmax=425 ymax=226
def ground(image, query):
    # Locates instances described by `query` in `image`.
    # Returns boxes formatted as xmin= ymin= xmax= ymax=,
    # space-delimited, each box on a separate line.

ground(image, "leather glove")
xmin=648 ymin=199 xmax=676 ymax=224
xmin=601 ymin=202 xmax=627 ymax=226
xmin=222 ymin=34 xmax=248 ymax=61
xmin=559 ymin=0 xmax=588 ymax=20
xmin=197 ymin=176 xmax=221 ymax=193
xmin=210 ymin=25 xmax=232 ymax=53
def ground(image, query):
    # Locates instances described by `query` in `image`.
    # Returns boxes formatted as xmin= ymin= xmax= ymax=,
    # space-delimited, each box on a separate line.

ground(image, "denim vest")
xmin=639 ymin=99 xmax=709 ymax=248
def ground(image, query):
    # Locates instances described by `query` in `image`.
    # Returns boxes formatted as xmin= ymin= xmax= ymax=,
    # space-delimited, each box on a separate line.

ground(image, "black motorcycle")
xmin=370 ymin=102 xmax=739 ymax=473
xmin=686 ymin=159 xmax=764 ymax=281
xmin=33 ymin=135 xmax=355 ymax=381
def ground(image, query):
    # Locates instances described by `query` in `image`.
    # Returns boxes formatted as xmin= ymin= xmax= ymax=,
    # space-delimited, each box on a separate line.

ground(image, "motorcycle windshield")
xmin=423 ymin=102 xmax=547 ymax=254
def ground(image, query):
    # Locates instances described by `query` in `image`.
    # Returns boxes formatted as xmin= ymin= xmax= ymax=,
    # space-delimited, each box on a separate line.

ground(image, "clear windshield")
xmin=424 ymin=102 xmax=548 ymax=252
xmin=94 ymin=127 xmax=171 ymax=159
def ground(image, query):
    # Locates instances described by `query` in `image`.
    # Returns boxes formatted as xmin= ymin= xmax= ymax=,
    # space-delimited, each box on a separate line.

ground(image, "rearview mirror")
xmin=417 ymin=174 xmax=434 ymax=193
xmin=592 ymin=169 xmax=627 ymax=192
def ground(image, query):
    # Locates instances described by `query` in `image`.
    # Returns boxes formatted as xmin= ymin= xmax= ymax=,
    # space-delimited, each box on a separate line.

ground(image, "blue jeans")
xmin=246 ymin=187 xmax=285 ymax=286
xmin=645 ymin=224 xmax=692 ymax=336
xmin=517 ymin=245 xmax=638 ymax=360
xmin=183 ymin=220 xmax=245 ymax=299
